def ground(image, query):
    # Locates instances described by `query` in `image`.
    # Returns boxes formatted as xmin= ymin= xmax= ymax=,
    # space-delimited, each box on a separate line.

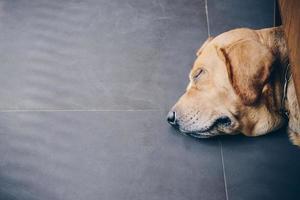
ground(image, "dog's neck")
xmin=258 ymin=26 xmax=300 ymax=142
xmin=258 ymin=26 xmax=289 ymax=111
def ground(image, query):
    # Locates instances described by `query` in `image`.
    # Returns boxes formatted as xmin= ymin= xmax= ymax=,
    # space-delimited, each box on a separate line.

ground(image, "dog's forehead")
xmin=194 ymin=45 xmax=220 ymax=67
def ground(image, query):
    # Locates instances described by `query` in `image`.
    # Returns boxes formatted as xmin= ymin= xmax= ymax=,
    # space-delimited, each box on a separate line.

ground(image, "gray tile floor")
xmin=0 ymin=0 xmax=299 ymax=200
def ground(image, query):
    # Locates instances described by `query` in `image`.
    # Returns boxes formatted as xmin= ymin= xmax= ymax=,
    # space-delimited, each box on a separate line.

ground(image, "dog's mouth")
xmin=175 ymin=116 xmax=232 ymax=139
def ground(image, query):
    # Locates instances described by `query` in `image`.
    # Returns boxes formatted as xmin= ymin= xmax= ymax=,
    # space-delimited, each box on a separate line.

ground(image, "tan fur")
xmin=287 ymin=80 xmax=300 ymax=146
xmin=170 ymin=26 xmax=300 ymax=145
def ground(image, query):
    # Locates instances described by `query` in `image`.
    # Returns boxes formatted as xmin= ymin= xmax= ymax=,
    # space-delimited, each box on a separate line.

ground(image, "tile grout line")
xmin=273 ymin=0 xmax=276 ymax=27
xmin=219 ymin=139 xmax=229 ymax=200
xmin=0 ymin=109 xmax=161 ymax=112
xmin=204 ymin=0 xmax=211 ymax=37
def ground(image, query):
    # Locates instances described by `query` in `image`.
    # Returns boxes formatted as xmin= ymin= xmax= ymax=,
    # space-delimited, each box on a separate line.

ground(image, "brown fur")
xmin=170 ymin=26 xmax=300 ymax=145
xmin=220 ymin=39 xmax=274 ymax=105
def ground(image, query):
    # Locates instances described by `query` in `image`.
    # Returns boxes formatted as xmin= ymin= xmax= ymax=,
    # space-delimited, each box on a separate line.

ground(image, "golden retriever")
xmin=167 ymin=26 xmax=300 ymax=146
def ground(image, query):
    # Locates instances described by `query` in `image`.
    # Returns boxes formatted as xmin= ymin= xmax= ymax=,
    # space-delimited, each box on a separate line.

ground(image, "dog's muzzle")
xmin=167 ymin=111 xmax=232 ymax=138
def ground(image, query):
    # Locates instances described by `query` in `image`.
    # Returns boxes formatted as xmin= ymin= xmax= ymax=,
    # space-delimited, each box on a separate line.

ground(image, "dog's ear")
xmin=196 ymin=37 xmax=214 ymax=56
xmin=220 ymin=39 xmax=275 ymax=106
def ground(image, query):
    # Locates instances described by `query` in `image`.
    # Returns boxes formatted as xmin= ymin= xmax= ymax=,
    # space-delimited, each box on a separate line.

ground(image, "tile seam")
xmin=204 ymin=0 xmax=211 ymax=37
xmin=219 ymin=139 xmax=229 ymax=200
xmin=0 ymin=109 xmax=161 ymax=112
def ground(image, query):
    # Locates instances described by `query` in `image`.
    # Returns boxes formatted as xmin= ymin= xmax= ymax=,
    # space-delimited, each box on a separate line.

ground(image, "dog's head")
xmin=168 ymin=28 xmax=284 ymax=138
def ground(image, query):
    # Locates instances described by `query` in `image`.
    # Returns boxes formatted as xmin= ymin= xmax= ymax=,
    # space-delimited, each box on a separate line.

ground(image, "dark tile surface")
xmin=220 ymin=131 xmax=300 ymax=200
xmin=0 ymin=111 xmax=225 ymax=200
xmin=0 ymin=0 xmax=207 ymax=110
xmin=0 ymin=0 xmax=299 ymax=200
xmin=207 ymin=0 xmax=274 ymax=35
xmin=0 ymin=1 xmax=228 ymax=199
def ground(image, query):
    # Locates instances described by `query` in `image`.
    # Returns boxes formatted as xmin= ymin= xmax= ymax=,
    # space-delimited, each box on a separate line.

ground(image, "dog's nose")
xmin=167 ymin=111 xmax=177 ymax=125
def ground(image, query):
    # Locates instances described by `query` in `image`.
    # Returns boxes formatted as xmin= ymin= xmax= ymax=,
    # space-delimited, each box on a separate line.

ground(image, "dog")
xmin=167 ymin=26 xmax=300 ymax=146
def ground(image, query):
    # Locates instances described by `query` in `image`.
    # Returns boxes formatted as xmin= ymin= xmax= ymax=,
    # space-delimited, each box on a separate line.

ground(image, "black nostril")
xmin=167 ymin=111 xmax=176 ymax=125
xmin=216 ymin=116 xmax=231 ymax=126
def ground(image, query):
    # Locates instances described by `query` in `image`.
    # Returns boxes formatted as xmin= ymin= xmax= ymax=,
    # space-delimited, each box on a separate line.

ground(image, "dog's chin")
xmin=187 ymin=132 xmax=214 ymax=139
xmin=178 ymin=128 xmax=220 ymax=139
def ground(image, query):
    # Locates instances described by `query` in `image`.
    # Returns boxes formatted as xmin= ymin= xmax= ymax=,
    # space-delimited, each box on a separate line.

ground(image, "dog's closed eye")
xmin=192 ymin=68 xmax=206 ymax=80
